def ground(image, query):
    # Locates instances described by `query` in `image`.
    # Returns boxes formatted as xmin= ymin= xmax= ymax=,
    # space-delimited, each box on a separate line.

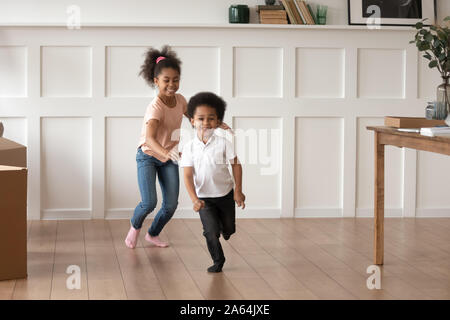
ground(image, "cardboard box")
xmin=384 ymin=116 xmax=446 ymax=128
xmin=0 ymin=137 xmax=27 ymax=167
xmin=0 ymin=165 xmax=27 ymax=280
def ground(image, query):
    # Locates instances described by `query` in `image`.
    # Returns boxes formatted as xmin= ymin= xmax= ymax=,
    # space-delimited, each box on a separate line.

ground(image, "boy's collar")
xmin=195 ymin=130 xmax=216 ymax=146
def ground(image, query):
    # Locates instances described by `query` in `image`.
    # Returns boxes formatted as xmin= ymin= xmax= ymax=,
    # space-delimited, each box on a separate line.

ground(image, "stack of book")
xmin=420 ymin=127 xmax=450 ymax=137
xmin=280 ymin=0 xmax=316 ymax=25
xmin=257 ymin=5 xmax=288 ymax=24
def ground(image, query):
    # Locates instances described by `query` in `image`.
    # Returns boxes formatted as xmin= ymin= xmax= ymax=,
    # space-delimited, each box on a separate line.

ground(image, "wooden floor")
xmin=0 ymin=218 xmax=449 ymax=300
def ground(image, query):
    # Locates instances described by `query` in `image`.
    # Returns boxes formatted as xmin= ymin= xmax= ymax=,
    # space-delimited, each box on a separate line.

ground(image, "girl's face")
xmin=154 ymin=67 xmax=180 ymax=97
xmin=191 ymin=105 xmax=221 ymax=138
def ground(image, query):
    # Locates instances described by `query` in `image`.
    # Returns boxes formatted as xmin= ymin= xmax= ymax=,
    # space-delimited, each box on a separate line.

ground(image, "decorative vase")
xmin=437 ymin=76 xmax=450 ymax=125
xmin=229 ymin=5 xmax=250 ymax=23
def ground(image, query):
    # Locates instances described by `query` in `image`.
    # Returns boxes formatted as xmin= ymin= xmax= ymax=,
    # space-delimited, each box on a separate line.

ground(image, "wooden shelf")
xmin=0 ymin=22 xmax=415 ymax=31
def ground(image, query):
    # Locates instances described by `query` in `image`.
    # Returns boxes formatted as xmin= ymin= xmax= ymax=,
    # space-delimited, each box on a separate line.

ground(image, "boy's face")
xmin=190 ymin=105 xmax=221 ymax=134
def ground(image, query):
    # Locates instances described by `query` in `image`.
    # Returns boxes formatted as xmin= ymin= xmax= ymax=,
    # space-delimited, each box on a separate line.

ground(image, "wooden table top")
xmin=367 ymin=126 xmax=450 ymax=143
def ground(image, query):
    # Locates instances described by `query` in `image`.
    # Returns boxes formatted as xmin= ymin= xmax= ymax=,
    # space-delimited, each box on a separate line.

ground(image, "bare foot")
xmin=125 ymin=226 xmax=140 ymax=249
xmin=144 ymin=233 xmax=169 ymax=247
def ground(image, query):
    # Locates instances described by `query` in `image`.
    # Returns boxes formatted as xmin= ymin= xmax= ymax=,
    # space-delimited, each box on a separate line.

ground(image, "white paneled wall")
xmin=41 ymin=46 xmax=92 ymax=97
xmin=105 ymin=117 xmax=142 ymax=215
xmin=358 ymin=49 xmax=406 ymax=99
xmin=0 ymin=25 xmax=448 ymax=220
xmin=295 ymin=118 xmax=343 ymax=217
xmin=0 ymin=46 xmax=27 ymax=97
xmin=40 ymin=117 xmax=92 ymax=218
xmin=296 ymin=48 xmax=345 ymax=98
xmin=106 ymin=47 xmax=153 ymax=97
xmin=234 ymin=47 xmax=283 ymax=97
xmin=234 ymin=117 xmax=282 ymax=217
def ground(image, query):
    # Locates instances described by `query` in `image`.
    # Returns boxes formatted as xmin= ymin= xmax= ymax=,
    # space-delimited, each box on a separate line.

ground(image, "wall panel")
xmin=40 ymin=117 xmax=91 ymax=219
xmin=296 ymin=48 xmax=345 ymax=98
xmin=41 ymin=46 xmax=92 ymax=97
xmin=295 ymin=117 xmax=343 ymax=217
xmin=0 ymin=25 xmax=448 ymax=219
xmin=0 ymin=46 xmax=27 ymax=97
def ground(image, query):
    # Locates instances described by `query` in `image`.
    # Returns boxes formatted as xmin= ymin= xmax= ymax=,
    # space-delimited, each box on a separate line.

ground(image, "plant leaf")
xmin=425 ymin=33 xmax=434 ymax=42
xmin=419 ymin=41 xmax=430 ymax=51
xmin=437 ymin=30 xmax=447 ymax=41
xmin=429 ymin=60 xmax=438 ymax=68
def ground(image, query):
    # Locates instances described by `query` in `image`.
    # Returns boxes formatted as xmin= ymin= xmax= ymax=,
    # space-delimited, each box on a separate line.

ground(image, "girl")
xmin=125 ymin=45 xmax=229 ymax=249
xmin=125 ymin=45 xmax=185 ymax=249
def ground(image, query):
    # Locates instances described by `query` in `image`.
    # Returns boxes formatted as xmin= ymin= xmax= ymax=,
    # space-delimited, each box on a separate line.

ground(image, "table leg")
xmin=374 ymin=132 xmax=384 ymax=265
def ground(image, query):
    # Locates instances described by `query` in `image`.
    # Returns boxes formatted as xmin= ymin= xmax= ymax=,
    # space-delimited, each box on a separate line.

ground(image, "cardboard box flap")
xmin=0 ymin=137 xmax=27 ymax=168
xmin=0 ymin=165 xmax=26 ymax=171
xmin=0 ymin=137 xmax=25 ymax=151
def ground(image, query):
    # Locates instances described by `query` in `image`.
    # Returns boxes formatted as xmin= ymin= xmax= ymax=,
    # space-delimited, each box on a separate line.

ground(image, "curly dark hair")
xmin=187 ymin=92 xmax=227 ymax=121
xmin=139 ymin=45 xmax=182 ymax=88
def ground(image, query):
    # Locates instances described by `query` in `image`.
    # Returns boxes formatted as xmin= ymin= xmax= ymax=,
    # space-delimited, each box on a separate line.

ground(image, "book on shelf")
xmin=259 ymin=9 xmax=288 ymax=24
xmin=297 ymin=0 xmax=315 ymax=25
xmin=420 ymin=127 xmax=450 ymax=137
xmin=260 ymin=10 xmax=287 ymax=19
xmin=257 ymin=5 xmax=285 ymax=12
xmin=307 ymin=3 xmax=317 ymax=24
xmin=260 ymin=18 xmax=288 ymax=24
xmin=288 ymin=0 xmax=304 ymax=24
xmin=280 ymin=0 xmax=297 ymax=24
xmin=293 ymin=0 xmax=306 ymax=24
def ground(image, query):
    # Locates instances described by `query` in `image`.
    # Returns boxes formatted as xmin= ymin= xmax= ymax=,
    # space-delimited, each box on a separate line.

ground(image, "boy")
xmin=179 ymin=92 xmax=245 ymax=273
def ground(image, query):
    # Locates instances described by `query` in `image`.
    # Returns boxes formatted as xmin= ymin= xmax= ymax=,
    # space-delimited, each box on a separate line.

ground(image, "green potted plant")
xmin=411 ymin=16 xmax=450 ymax=123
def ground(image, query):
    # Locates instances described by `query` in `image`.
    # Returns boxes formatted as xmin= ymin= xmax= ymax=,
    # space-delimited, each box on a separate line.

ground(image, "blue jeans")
xmin=131 ymin=147 xmax=179 ymax=236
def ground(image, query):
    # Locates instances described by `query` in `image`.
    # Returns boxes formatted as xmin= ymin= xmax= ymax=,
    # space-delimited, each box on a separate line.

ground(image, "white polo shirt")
xmin=179 ymin=133 xmax=236 ymax=198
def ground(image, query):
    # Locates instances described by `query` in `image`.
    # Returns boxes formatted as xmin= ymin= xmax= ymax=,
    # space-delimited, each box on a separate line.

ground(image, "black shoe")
xmin=222 ymin=234 xmax=230 ymax=240
xmin=207 ymin=260 xmax=225 ymax=273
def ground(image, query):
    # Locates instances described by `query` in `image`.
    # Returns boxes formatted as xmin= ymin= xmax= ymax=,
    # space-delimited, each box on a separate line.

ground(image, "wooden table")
xmin=367 ymin=126 xmax=450 ymax=265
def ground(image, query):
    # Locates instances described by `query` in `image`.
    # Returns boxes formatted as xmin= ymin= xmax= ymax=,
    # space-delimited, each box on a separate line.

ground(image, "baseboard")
xmin=415 ymin=208 xmax=450 ymax=217
xmin=356 ymin=208 xmax=403 ymax=217
xmin=105 ymin=208 xmax=281 ymax=219
xmin=41 ymin=209 xmax=91 ymax=220
xmin=295 ymin=208 xmax=343 ymax=218
xmin=39 ymin=207 xmax=450 ymax=220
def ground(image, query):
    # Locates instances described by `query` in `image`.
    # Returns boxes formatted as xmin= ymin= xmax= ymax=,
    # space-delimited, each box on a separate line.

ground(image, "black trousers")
xmin=199 ymin=189 xmax=236 ymax=264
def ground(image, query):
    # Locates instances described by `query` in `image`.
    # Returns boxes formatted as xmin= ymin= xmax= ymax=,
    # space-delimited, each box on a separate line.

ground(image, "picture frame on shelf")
xmin=348 ymin=0 xmax=436 ymax=26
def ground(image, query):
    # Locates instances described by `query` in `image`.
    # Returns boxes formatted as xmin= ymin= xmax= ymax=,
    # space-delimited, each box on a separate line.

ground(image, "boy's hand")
xmin=218 ymin=122 xmax=234 ymax=135
xmin=193 ymin=199 xmax=205 ymax=212
xmin=234 ymin=190 xmax=246 ymax=209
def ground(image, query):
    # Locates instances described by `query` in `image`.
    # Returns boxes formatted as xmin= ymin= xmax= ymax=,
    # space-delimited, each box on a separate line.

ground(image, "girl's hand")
xmin=165 ymin=147 xmax=181 ymax=163
xmin=219 ymin=122 xmax=234 ymax=135
xmin=234 ymin=191 xmax=246 ymax=209
xmin=193 ymin=199 xmax=205 ymax=212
